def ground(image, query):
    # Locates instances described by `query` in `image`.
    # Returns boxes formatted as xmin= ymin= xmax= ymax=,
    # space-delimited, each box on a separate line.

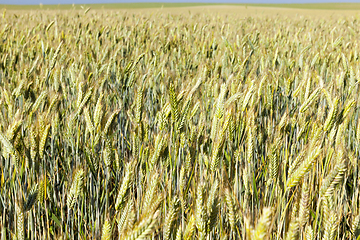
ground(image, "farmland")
xmin=1 ymin=4 xmax=360 ymax=239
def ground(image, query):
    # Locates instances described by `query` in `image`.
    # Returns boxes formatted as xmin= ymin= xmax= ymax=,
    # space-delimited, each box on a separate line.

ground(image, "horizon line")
xmin=3 ymin=2 xmax=360 ymax=5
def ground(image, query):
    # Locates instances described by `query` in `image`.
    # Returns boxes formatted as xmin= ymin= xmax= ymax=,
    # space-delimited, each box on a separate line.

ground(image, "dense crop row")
xmin=1 ymin=9 xmax=360 ymax=239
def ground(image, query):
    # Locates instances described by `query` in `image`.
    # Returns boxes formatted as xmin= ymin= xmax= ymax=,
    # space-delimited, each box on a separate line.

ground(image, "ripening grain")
xmin=0 ymin=6 xmax=359 ymax=239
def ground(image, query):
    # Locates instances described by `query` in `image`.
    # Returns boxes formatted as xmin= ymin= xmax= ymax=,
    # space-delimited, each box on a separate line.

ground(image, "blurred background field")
xmin=2 ymin=3 xmax=360 ymax=17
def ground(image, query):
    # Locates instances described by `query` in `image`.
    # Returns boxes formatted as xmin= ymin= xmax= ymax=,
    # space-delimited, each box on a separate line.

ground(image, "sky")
xmin=3 ymin=0 xmax=360 ymax=5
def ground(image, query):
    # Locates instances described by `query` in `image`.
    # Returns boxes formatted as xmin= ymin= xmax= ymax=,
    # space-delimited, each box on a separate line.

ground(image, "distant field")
xmin=249 ymin=3 xmax=360 ymax=10
xmin=2 ymin=2 xmax=360 ymax=11
xmin=0 ymin=3 xmax=220 ymax=10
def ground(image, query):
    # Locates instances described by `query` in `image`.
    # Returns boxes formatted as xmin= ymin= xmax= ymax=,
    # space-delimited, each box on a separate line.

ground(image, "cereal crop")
xmin=0 ymin=7 xmax=360 ymax=239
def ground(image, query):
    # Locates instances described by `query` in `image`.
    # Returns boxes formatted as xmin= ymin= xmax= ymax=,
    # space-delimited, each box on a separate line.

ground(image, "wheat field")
xmin=0 ymin=6 xmax=360 ymax=240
